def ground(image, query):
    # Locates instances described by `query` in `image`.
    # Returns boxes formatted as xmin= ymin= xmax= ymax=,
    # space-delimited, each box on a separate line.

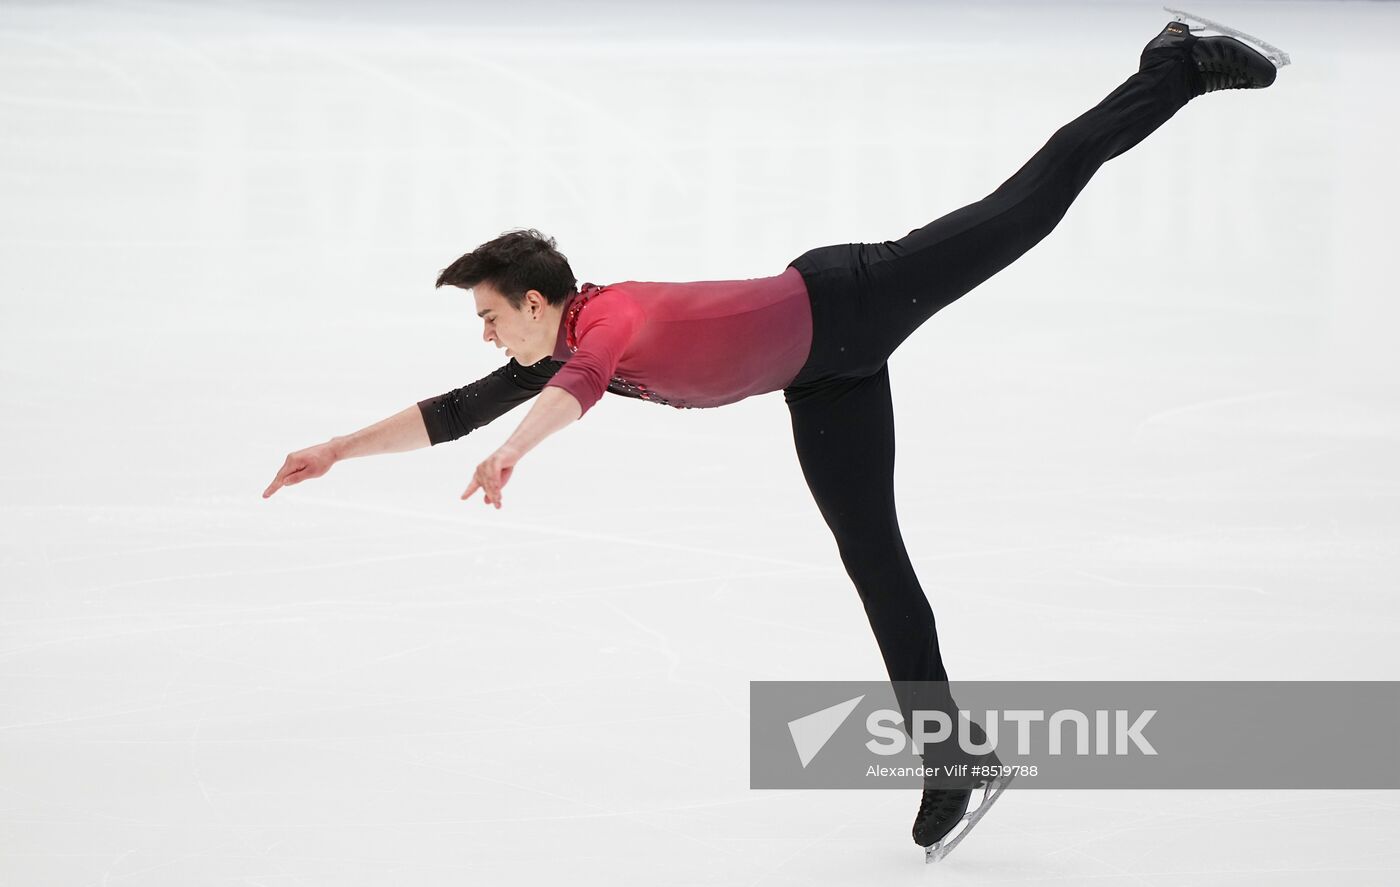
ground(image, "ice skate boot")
xmin=912 ymin=751 xmax=1015 ymax=863
xmin=1140 ymin=9 xmax=1290 ymax=98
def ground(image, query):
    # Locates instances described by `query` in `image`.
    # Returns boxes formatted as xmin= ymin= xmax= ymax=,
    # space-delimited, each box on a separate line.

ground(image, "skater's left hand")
xmin=462 ymin=445 xmax=520 ymax=509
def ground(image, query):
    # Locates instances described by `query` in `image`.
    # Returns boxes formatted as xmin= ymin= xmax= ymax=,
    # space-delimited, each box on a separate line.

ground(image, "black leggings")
xmin=783 ymin=51 xmax=1196 ymax=700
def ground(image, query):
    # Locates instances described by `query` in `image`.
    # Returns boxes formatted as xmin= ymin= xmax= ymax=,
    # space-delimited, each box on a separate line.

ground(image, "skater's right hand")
xmin=263 ymin=442 xmax=338 ymax=498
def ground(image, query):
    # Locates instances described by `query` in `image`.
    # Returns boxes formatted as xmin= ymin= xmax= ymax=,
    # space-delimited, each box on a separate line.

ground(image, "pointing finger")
xmin=264 ymin=458 xmax=296 ymax=497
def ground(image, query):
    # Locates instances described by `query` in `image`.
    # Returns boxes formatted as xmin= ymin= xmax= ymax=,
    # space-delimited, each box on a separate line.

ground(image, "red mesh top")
xmin=544 ymin=266 xmax=812 ymax=415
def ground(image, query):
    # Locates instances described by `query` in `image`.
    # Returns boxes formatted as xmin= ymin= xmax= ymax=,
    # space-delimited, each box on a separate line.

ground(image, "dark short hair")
xmin=436 ymin=228 xmax=577 ymax=308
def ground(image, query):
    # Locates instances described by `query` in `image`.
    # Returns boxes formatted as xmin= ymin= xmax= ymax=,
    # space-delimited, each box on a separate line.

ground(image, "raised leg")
xmin=854 ymin=50 xmax=1200 ymax=365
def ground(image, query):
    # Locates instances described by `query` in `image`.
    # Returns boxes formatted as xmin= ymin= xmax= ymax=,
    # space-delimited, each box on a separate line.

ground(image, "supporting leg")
xmin=785 ymin=366 xmax=947 ymax=693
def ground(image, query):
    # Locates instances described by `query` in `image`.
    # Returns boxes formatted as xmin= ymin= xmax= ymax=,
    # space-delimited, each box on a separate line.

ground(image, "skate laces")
xmin=1195 ymin=42 xmax=1254 ymax=92
xmin=916 ymin=787 xmax=969 ymax=826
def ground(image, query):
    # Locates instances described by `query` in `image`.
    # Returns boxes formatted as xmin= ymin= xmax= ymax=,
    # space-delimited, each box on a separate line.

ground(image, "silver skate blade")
xmin=923 ymin=771 xmax=1016 ymax=864
xmin=1163 ymin=6 xmax=1292 ymax=67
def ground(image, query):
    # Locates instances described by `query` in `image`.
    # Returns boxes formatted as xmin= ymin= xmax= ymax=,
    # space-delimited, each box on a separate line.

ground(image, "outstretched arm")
xmin=262 ymin=405 xmax=429 ymax=498
xmin=462 ymin=386 xmax=582 ymax=509
xmin=263 ymin=358 xmax=562 ymax=500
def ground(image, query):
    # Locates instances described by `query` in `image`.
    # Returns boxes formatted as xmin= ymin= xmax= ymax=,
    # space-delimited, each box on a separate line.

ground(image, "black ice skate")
xmin=912 ymin=757 xmax=1015 ymax=863
xmin=1141 ymin=7 xmax=1291 ymax=98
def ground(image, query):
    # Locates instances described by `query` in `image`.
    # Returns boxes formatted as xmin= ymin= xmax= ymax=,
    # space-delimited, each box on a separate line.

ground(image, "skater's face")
xmin=473 ymin=282 xmax=555 ymax=365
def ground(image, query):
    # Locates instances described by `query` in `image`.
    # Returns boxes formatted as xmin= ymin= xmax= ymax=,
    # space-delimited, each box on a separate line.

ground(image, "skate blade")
xmin=1163 ymin=6 xmax=1292 ymax=67
xmin=923 ymin=770 xmax=1016 ymax=864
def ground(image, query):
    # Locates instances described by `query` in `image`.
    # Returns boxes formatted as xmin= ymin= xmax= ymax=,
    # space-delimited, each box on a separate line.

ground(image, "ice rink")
xmin=3 ymin=0 xmax=1398 ymax=883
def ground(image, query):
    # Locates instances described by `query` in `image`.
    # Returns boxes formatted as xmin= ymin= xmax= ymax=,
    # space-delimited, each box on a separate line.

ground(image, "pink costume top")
xmin=544 ymin=266 xmax=812 ymax=415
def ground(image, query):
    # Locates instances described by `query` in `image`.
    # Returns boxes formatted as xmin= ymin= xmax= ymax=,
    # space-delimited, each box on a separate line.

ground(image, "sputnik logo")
xmin=787 ymin=695 xmax=865 ymax=768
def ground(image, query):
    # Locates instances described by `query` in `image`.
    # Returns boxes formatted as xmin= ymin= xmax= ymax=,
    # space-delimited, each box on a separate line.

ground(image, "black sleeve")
xmin=416 ymin=357 xmax=564 ymax=445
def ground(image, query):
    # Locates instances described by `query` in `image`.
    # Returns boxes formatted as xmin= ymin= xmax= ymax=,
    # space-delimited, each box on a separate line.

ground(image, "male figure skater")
xmin=264 ymin=17 xmax=1284 ymax=860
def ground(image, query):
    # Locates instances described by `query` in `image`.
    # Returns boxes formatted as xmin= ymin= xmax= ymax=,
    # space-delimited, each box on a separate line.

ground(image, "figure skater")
xmin=264 ymin=15 xmax=1285 ymax=860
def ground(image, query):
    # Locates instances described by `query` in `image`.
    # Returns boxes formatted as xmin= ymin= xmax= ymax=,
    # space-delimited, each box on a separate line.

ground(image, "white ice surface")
xmin=2 ymin=1 xmax=1398 ymax=884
